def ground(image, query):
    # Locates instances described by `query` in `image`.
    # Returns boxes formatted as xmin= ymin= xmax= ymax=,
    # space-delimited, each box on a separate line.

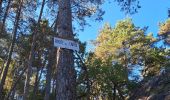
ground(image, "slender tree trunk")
xmin=0 ymin=0 xmax=2 ymax=8
xmin=5 ymin=65 xmax=28 ymax=100
xmin=75 ymin=52 xmax=90 ymax=100
xmin=44 ymin=13 xmax=58 ymax=100
xmin=9 ymin=76 xmax=16 ymax=100
xmin=23 ymin=0 xmax=45 ymax=99
xmin=116 ymin=86 xmax=124 ymax=100
xmin=31 ymin=51 xmax=40 ymax=100
xmin=0 ymin=61 xmax=5 ymax=77
xmin=123 ymin=42 xmax=129 ymax=79
xmin=52 ymin=77 xmax=56 ymax=99
xmin=0 ymin=0 xmax=22 ymax=98
xmin=10 ymin=87 xmax=16 ymax=100
xmin=44 ymin=48 xmax=56 ymax=100
xmin=31 ymin=68 xmax=39 ymax=100
xmin=0 ymin=0 xmax=3 ymax=15
xmin=113 ymin=84 xmax=116 ymax=100
xmin=55 ymin=0 xmax=76 ymax=100
xmin=32 ymin=56 xmax=46 ymax=100
xmin=9 ymin=67 xmax=17 ymax=100
xmin=0 ymin=0 xmax=12 ymax=36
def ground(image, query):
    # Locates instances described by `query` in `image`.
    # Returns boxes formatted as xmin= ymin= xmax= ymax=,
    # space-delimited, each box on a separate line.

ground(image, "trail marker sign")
xmin=54 ymin=37 xmax=79 ymax=51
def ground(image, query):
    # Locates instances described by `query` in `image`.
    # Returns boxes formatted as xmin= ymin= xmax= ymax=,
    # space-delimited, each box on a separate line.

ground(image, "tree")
xmin=0 ymin=0 xmax=142 ymax=99
xmin=0 ymin=0 xmax=23 ymax=98
xmin=86 ymin=18 xmax=164 ymax=99
xmin=55 ymin=0 xmax=76 ymax=99
xmin=23 ymin=0 xmax=46 ymax=99
xmin=159 ymin=18 xmax=170 ymax=46
xmin=85 ymin=54 xmax=128 ymax=99
xmin=55 ymin=0 xmax=140 ymax=99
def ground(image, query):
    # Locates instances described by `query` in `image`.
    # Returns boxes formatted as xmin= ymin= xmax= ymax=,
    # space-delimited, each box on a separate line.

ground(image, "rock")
xmin=130 ymin=68 xmax=170 ymax=100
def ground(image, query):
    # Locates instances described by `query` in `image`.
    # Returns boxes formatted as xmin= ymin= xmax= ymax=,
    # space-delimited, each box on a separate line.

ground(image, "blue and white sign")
xmin=54 ymin=37 xmax=79 ymax=51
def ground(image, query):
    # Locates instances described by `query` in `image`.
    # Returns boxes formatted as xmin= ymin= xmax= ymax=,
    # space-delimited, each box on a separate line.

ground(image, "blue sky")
xmin=78 ymin=0 xmax=170 ymax=51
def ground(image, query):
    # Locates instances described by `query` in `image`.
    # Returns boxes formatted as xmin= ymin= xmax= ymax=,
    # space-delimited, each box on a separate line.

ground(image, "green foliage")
xmin=77 ymin=52 xmax=129 ymax=99
xmin=142 ymin=48 xmax=167 ymax=77
xmin=76 ymin=18 xmax=169 ymax=99
xmin=1 ymin=0 xmax=169 ymax=100
xmin=94 ymin=18 xmax=166 ymax=78
xmin=159 ymin=18 xmax=170 ymax=46
xmin=114 ymin=0 xmax=141 ymax=14
xmin=95 ymin=19 xmax=146 ymax=64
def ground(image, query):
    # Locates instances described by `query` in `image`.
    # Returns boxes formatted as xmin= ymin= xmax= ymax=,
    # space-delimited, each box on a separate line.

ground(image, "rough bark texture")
xmin=23 ymin=0 xmax=45 ymax=99
xmin=0 ymin=0 xmax=22 ymax=98
xmin=55 ymin=0 xmax=76 ymax=100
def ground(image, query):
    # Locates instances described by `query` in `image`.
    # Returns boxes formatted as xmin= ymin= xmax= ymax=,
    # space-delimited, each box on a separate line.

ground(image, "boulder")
xmin=129 ymin=68 xmax=170 ymax=100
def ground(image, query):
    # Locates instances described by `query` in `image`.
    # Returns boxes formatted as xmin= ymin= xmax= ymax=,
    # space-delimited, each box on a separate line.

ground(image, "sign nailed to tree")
xmin=54 ymin=37 xmax=79 ymax=51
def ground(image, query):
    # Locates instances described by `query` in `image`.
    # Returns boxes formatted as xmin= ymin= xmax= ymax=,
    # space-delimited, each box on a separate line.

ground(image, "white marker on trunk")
xmin=54 ymin=37 xmax=79 ymax=51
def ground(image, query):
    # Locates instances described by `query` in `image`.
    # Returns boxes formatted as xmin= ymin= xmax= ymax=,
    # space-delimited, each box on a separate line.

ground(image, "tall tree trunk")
xmin=5 ymin=64 xmax=28 ymax=100
xmin=0 ymin=0 xmax=2 ymax=8
xmin=10 ymin=87 xmax=16 ymax=100
xmin=0 ymin=0 xmax=3 ymax=15
xmin=9 ymin=69 xmax=17 ymax=100
xmin=32 ymin=55 xmax=46 ymax=100
xmin=0 ymin=0 xmax=12 ymax=37
xmin=51 ymin=76 xmax=57 ymax=99
xmin=0 ymin=0 xmax=22 ymax=98
xmin=23 ymin=0 xmax=45 ymax=99
xmin=31 ymin=51 xmax=40 ymax=100
xmin=113 ymin=84 xmax=116 ymax=100
xmin=31 ymin=68 xmax=39 ymax=100
xmin=44 ymin=48 xmax=56 ymax=100
xmin=44 ymin=12 xmax=58 ymax=100
xmin=0 ymin=61 xmax=5 ymax=77
xmin=76 ymin=52 xmax=90 ymax=100
xmin=117 ymin=87 xmax=124 ymax=100
xmin=55 ymin=0 xmax=76 ymax=100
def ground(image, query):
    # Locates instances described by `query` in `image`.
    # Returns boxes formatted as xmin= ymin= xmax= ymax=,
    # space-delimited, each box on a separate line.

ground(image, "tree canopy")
xmin=0 ymin=0 xmax=170 ymax=100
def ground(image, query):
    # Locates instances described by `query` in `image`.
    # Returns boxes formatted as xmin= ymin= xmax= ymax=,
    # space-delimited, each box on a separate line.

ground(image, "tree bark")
xmin=44 ymin=48 xmax=55 ymax=100
xmin=116 ymin=86 xmax=124 ymax=100
xmin=113 ymin=84 xmax=116 ymax=100
xmin=0 ymin=0 xmax=22 ymax=98
xmin=23 ymin=0 xmax=45 ymax=99
xmin=0 ymin=0 xmax=2 ymax=8
xmin=75 ymin=52 xmax=90 ymax=100
xmin=31 ymin=68 xmax=40 ymax=100
xmin=52 ymin=76 xmax=56 ymax=99
xmin=9 ymin=67 xmax=17 ymax=100
xmin=55 ymin=0 xmax=76 ymax=100
xmin=32 ymin=54 xmax=46 ymax=100
xmin=44 ymin=11 xmax=58 ymax=100
xmin=5 ymin=65 xmax=28 ymax=100
xmin=0 ymin=61 xmax=5 ymax=77
xmin=0 ymin=0 xmax=3 ymax=14
xmin=10 ymin=87 xmax=16 ymax=100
